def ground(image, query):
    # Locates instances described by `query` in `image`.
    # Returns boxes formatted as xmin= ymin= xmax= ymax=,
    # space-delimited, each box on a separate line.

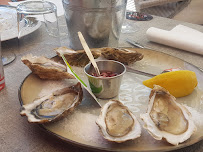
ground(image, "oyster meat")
xmin=101 ymin=47 xmax=144 ymax=65
xmin=20 ymin=83 xmax=83 ymax=123
xmin=96 ymin=100 xmax=141 ymax=143
xmin=55 ymin=47 xmax=101 ymax=67
xmin=21 ymin=54 xmax=74 ymax=80
xmin=140 ymin=85 xmax=196 ymax=145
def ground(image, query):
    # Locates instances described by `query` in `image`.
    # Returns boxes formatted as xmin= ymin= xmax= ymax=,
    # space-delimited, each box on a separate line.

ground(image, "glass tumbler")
xmin=17 ymin=1 xmax=60 ymax=57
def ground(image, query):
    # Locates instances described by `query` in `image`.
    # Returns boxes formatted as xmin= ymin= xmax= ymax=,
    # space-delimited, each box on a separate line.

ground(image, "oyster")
xmin=96 ymin=100 xmax=141 ymax=143
xmin=55 ymin=47 xmax=101 ymax=67
xmin=140 ymin=85 xmax=196 ymax=145
xmin=101 ymin=47 xmax=144 ymax=65
xmin=21 ymin=54 xmax=74 ymax=80
xmin=20 ymin=83 xmax=83 ymax=123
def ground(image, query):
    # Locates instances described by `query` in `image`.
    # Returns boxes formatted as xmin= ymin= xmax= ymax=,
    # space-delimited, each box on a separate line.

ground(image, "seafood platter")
xmin=19 ymin=47 xmax=203 ymax=151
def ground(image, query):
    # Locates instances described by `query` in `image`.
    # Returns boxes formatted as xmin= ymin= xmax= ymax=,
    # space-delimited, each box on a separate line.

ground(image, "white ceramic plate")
xmin=0 ymin=5 xmax=41 ymax=41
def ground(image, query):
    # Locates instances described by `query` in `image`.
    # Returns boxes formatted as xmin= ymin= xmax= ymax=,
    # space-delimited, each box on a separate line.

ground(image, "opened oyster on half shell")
xmin=20 ymin=83 xmax=83 ymax=123
xmin=55 ymin=47 xmax=101 ymax=67
xmin=140 ymin=85 xmax=196 ymax=145
xmin=101 ymin=47 xmax=144 ymax=65
xmin=21 ymin=54 xmax=74 ymax=80
xmin=96 ymin=100 xmax=141 ymax=143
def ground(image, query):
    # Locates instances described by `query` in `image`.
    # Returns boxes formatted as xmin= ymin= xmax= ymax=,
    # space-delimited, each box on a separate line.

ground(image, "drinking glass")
xmin=17 ymin=1 xmax=60 ymax=57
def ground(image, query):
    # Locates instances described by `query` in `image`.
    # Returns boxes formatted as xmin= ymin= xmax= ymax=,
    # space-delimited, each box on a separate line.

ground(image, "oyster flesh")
xmin=20 ymin=83 xmax=83 ymax=123
xmin=101 ymin=47 xmax=144 ymax=65
xmin=96 ymin=100 xmax=141 ymax=143
xmin=140 ymin=85 xmax=196 ymax=145
xmin=55 ymin=47 xmax=101 ymax=67
xmin=21 ymin=54 xmax=74 ymax=80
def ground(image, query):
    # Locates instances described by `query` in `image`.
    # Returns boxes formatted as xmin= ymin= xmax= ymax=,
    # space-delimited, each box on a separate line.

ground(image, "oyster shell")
xmin=96 ymin=100 xmax=141 ymax=143
xmin=21 ymin=54 xmax=74 ymax=80
xmin=101 ymin=47 xmax=144 ymax=65
xmin=140 ymin=85 xmax=196 ymax=145
xmin=20 ymin=83 xmax=83 ymax=123
xmin=55 ymin=47 xmax=101 ymax=67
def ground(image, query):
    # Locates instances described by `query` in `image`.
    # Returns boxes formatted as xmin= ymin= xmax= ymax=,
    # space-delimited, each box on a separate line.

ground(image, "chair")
xmin=139 ymin=0 xmax=191 ymax=18
xmin=173 ymin=0 xmax=203 ymax=25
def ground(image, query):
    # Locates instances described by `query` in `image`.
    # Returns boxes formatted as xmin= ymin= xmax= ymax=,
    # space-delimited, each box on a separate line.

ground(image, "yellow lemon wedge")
xmin=143 ymin=70 xmax=198 ymax=97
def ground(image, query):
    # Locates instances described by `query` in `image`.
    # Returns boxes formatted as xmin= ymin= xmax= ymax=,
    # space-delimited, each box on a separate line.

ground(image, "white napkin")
xmin=146 ymin=25 xmax=203 ymax=55
xmin=9 ymin=0 xmax=64 ymax=22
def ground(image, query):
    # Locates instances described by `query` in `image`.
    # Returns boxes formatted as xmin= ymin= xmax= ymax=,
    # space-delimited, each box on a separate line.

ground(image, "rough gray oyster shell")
xmin=20 ymin=83 xmax=83 ymax=123
xmin=140 ymin=85 xmax=196 ymax=145
xmin=55 ymin=47 xmax=101 ymax=67
xmin=101 ymin=47 xmax=144 ymax=65
xmin=21 ymin=54 xmax=74 ymax=80
xmin=96 ymin=100 xmax=141 ymax=143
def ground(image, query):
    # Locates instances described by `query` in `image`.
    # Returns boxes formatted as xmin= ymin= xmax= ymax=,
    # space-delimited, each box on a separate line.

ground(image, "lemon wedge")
xmin=143 ymin=70 xmax=198 ymax=97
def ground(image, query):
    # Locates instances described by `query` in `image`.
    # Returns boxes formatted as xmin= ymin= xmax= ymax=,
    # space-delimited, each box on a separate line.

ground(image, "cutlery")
xmin=126 ymin=38 xmax=152 ymax=50
xmin=125 ymin=39 xmax=203 ymax=75
xmin=11 ymin=0 xmax=18 ymax=1
xmin=126 ymin=67 xmax=156 ymax=77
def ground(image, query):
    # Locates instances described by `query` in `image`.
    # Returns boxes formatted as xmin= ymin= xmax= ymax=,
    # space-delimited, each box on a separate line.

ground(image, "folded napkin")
xmin=146 ymin=25 xmax=203 ymax=55
xmin=9 ymin=0 xmax=64 ymax=22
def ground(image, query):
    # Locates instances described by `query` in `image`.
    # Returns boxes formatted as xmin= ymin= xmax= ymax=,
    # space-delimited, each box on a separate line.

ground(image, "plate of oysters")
xmin=19 ymin=47 xmax=203 ymax=152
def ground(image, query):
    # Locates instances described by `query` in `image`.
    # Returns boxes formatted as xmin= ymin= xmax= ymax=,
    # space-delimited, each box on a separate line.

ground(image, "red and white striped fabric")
xmin=0 ymin=75 xmax=5 ymax=91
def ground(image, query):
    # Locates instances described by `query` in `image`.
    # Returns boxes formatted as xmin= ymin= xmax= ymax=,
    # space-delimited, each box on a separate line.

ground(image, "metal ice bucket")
xmin=62 ymin=0 xmax=127 ymax=50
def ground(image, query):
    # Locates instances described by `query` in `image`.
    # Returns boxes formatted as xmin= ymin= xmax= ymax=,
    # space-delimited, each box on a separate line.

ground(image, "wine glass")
xmin=122 ymin=0 xmax=153 ymax=33
xmin=0 ymin=33 xmax=5 ymax=91
xmin=121 ymin=0 xmax=140 ymax=33
xmin=0 ymin=5 xmax=17 ymax=65
xmin=17 ymin=1 xmax=61 ymax=58
xmin=1 ymin=43 xmax=16 ymax=66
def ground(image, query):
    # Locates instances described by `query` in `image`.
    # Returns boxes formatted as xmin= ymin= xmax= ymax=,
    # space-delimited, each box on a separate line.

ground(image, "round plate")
xmin=19 ymin=48 xmax=203 ymax=152
xmin=0 ymin=5 xmax=41 ymax=41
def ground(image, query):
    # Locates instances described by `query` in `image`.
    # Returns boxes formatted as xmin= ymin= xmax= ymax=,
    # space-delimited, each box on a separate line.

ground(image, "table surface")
xmin=0 ymin=3 xmax=203 ymax=152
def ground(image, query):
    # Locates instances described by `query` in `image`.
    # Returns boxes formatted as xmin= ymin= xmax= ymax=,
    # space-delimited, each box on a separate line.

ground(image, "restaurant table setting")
xmin=0 ymin=0 xmax=203 ymax=152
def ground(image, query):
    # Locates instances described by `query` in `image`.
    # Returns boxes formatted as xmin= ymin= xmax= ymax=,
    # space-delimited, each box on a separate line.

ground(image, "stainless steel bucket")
xmin=62 ymin=0 xmax=127 ymax=50
xmin=84 ymin=60 xmax=126 ymax=99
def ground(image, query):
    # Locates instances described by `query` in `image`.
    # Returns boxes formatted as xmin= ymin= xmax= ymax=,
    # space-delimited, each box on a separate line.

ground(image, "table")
xmin=1 ymin=0 xmax=9 ymax=5
xmin=0 ymin=10 xmax=203 ymax=152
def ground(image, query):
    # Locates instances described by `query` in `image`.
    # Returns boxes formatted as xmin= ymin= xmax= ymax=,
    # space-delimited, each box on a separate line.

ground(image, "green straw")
xmin=61 ymin=54 xmax=87 ymax=87
xmin=60 ymin=53 xmax=101 ymax=107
